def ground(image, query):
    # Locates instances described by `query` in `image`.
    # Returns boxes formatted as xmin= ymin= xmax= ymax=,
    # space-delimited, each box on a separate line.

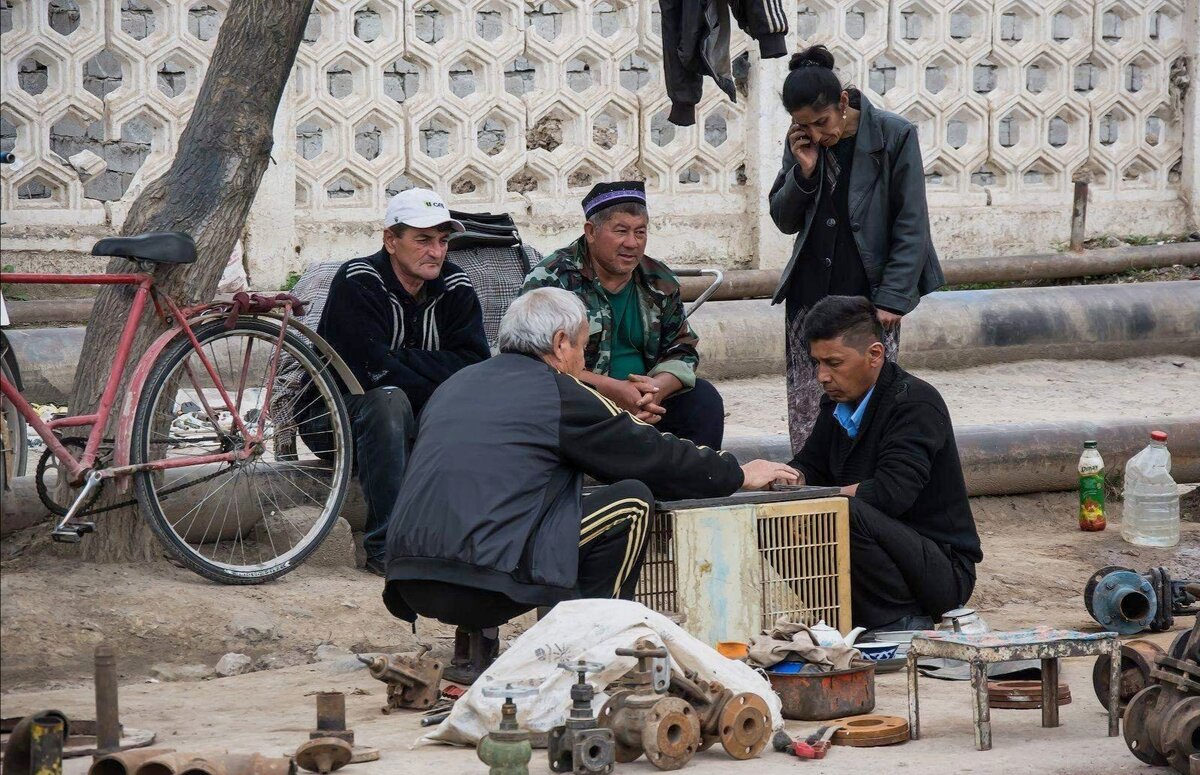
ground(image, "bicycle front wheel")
xmin=132 ymin=317 xmax=353 ymax=583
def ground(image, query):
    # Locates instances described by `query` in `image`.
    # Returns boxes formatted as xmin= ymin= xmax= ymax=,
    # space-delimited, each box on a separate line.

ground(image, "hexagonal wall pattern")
xmin=1 ymin=0 xmax=1187 ymax=226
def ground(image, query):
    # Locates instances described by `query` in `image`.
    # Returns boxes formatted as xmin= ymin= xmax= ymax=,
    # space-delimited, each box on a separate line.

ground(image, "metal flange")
xmin=294 ymin=738 xmax=352 ymax=773
xmin=715 ymin=693 xmax=770 ymax=760
xmin=1123 ymin=685 xmax=1170 ymax=766
xmin=829 ymin=715 xmax=909 ymax=747
xmin=641 ymin=697 xmax=701 ymax=771
xmin=1160 ymin=697 xmax=1200 ymax=775
xmin=1092 ymin=640 xmax=1165 ymax=712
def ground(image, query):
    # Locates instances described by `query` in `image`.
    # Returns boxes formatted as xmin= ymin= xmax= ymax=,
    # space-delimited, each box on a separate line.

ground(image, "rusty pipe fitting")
xmin=95 ymin=643 xmax=122 ymax=754
xmin=180 ymin=754 xmax=295 ymax=775
xmin=31 ymin=713 xmax=65 ymax=775
xmin=359 ymin=652 xmax=443 ymax=713
xmin=667 ymin=671 xmax=770 ymax=759
xmin=311 ymin=693 xmax=353 ymax=745
xmin=136 ymin=752 xmax=212 ymax=775
xmin=1092 ymin=639 xmax=1165 ymax=712
xmin=90 ymin=748 xmax=177 ymax=775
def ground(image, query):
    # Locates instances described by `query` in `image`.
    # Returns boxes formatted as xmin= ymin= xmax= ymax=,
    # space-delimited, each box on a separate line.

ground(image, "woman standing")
xmin=769 ymin=45 xmax=944 ymax=452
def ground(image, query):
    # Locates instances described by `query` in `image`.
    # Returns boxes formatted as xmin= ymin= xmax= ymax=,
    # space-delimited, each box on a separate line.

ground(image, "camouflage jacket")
xmin=521 ymin=236 xmax=699 ymax=389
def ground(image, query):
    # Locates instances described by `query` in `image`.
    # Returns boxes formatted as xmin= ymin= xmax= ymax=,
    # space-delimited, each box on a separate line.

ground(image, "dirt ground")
xmin=720 ymin=354 xmax=1199 ymax=438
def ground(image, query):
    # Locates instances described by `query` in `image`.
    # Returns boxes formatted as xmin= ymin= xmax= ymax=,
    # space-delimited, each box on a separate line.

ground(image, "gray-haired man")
xmin=383 ymin=287 xmax=797 ymax=639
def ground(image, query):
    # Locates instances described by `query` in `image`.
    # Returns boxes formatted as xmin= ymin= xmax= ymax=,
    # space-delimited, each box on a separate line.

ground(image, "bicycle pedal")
xmin=50 ymin=522 xmax=95 ymax=542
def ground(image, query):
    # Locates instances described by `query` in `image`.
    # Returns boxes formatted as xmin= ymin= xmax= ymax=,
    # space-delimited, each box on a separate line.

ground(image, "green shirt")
xmin=604 ymin=281 xmax=647 ymax=380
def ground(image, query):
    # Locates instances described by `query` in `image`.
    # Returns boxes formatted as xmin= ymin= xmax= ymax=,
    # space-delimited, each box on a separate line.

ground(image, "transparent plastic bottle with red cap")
xmin=1121 ymin=430 xmax=1180 ymax=547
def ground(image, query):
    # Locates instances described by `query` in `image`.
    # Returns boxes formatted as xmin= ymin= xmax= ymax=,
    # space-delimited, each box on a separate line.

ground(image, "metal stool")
xmin=906 ymin=627 xmax=1120 ymax=751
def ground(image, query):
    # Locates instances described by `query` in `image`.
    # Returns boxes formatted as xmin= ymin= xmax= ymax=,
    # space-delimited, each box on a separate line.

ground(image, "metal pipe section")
xmin=723 ymin=416 xmax=1200 ymax=497
xmin=675 ymin=241 xmax=1199 ymax=301
xmin=31 ymin=714 xmax=65 ymax=775
xmin=90 ymin=749 xmax=177 ymax=775
xmin=95 ymin=643 xmax=121 ymax=753
xmin=6 ymin=418 xmax=1192 ymax=539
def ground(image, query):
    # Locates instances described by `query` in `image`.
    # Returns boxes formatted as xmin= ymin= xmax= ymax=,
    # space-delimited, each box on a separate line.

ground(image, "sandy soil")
xmin=719 ymin=355 xmax=1200 ymax=438
xmin=1 ymin=493 xmax=1197 ymax=773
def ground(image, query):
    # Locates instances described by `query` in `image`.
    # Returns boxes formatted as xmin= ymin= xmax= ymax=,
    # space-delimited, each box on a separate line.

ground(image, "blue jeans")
xmin=300 ymin=386 xmax=415 ymax=563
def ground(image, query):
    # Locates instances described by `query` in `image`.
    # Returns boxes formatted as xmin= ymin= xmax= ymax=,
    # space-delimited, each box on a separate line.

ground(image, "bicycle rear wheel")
xmin=132 ymin=317 xmax=352 ymax=583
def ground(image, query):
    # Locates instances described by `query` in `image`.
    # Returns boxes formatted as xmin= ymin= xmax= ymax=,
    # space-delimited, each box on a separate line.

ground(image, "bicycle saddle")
xmin=91 ymin=231 xmax=197 ymax=264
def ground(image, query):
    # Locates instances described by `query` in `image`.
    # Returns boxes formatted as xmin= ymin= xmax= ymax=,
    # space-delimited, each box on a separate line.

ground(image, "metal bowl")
xmin=767 ymin=661 xmax=876 ymax=721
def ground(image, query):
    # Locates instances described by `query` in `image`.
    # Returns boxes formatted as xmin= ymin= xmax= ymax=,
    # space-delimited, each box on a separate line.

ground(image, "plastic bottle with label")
xmin=1078 ymin=441 xmax=1106 ymax=531
xmin=1121 ymin=431 xmax=1180 ymax=548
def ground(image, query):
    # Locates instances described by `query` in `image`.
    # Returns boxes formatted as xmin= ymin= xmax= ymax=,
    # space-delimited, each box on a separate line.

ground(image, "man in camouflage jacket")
xmin=521 ymin=181 xmax=725 ymax=448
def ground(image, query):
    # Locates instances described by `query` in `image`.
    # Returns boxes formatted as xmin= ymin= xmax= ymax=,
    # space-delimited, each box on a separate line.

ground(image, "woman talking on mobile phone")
xmin=768 ymin=44 xmax=945 ymax=451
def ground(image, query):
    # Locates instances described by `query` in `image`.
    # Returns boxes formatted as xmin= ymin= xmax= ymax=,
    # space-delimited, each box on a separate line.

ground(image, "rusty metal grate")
xmin=757 ymin=504 xmax=851 ymax=633
xmin=634 ymin=510 xmax=677 ymax=615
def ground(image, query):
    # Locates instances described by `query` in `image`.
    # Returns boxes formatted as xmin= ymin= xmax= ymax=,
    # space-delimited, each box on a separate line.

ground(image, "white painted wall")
xmin=1 ymin=1 xmax=1196 ymax=291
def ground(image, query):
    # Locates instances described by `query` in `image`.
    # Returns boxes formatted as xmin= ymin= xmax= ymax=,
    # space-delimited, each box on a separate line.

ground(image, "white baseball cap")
xmin=384 ymin=188 xmax=465 ymax=232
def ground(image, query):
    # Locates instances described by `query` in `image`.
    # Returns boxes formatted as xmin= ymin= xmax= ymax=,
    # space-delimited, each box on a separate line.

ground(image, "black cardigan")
xmin=790 ymin=361 xmax=982 ymax=566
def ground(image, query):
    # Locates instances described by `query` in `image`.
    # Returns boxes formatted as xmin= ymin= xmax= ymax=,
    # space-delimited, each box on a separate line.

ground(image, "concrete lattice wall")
xmin=1 ymin=0 xmax=1197 ymax=290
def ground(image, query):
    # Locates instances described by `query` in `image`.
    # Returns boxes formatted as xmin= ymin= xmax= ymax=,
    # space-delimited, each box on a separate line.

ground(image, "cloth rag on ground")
xmin=748 ymin=617 xmax=860 ymax=670
xmin=420 ymin=599 xmax=784 ymax=747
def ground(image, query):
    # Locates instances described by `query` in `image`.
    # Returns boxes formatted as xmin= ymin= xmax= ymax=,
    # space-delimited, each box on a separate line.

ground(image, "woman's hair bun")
xmin=788 ymin=44 xmax=836 ymax=72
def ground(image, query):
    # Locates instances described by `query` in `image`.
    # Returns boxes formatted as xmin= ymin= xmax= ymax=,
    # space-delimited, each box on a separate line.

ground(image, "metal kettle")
xmin=938 ymin=607 xmax=989 ymax=636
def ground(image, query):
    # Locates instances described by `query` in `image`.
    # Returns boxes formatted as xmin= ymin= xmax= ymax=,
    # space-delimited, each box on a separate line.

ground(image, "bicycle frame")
xmin=0 ymin=272 xmax=288 ymax=487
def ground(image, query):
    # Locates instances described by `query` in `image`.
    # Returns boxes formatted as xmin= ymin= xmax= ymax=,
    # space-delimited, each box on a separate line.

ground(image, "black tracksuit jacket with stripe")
xmin=317 ymin=249 xmax=490 ymax=413
xmin=383 ymin=352 xmax=746 ymax=614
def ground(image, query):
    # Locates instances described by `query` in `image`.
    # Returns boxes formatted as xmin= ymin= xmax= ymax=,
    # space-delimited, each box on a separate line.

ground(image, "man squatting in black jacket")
xmin=789 ymin=295 xmax=982 ymax=632
xmin=383 ymin=288 xmax=800 ymax=645
xmin=312 ymin=189 xmax=489 ymax=574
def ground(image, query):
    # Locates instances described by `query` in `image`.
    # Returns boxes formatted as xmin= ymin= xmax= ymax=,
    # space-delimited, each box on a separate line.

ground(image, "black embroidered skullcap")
xmin=582 ymin=181 xmax=647 ymax=219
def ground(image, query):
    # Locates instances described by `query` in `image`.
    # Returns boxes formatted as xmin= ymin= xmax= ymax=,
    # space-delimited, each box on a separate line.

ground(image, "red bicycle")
xmin=0 ymin=231 xmax=355 ymax=583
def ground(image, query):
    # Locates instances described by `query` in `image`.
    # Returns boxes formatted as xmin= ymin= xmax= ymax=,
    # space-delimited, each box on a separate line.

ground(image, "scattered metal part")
xmin=310 ymin=693 xmax=353 ymax=745
xmin=358 ymin=649 xmax=443 ymax=713
xmin=668 ymin=669 xmax=769 ymax=759
xmin=767 ymin=662 xmax=876 ymax=720
xmin=828 ymin=715 xmax=909 ymax=747
xmin=95 ymin=644 xmax=121 ymax=754
xmin=89 ymin=747 xmax=175 ymax=775
xmin=987 ymin=679 xmax=1072 ymax=709
xmin=1093 ymin=640 xmax=1165 ymax=712
xmin=31 ymin=713 xmax=65 ymax=775
xmin=1085 ymin=565 xmax=1199 ymax=635
xmin=1122 ymin=619 xmax=1200 ymax=774
xmin=477 ymin=684 xmax=537 ymax=775
xmin=295 ymin=739 xmax=352 ymax=774
xmin=599 ymin=639 xmax=701 ymax=770
xmin=3 ymin=710 xmax=69 ymax=774
xmin=547 ymin=660 xmax=614 ymax=774
xmin=419 ymin=712 xmax=450 ymax=728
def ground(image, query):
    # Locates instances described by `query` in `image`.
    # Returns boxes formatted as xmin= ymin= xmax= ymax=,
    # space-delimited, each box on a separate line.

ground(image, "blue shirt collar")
xmin=833 ymin=385 xmax=875 ymax=439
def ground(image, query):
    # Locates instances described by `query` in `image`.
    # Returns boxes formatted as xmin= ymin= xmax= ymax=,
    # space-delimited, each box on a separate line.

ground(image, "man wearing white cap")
xmin=315 ymin=188 xmax=490 ymax=573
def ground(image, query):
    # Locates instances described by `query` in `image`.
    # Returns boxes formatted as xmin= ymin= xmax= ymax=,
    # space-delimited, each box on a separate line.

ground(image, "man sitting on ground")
xmin=521 ymin=182 xmax=725 ymax=449
xmin=382 ymin=288 xmax=798 ymax=675
xmin=310 ymin=188 xmax=489 ymax=575
xmin=788 ymin=295 xmax=982 ymax=633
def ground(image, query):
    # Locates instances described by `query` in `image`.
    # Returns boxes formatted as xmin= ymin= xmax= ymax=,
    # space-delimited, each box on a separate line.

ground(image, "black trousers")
xmin=299 ymin=386 xmax=415 ymax=562
xmin=384 ymin=479 xmax=654 ymax=628
xmin=657 ymin=378 xmax=725 ymax=450
xmin=849 ymin=498 xmax=975 ymax=629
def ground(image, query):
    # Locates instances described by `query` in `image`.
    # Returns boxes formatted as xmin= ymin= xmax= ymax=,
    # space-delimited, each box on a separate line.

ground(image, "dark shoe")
xmin=363 ymin=556 xmax=386 ymax=577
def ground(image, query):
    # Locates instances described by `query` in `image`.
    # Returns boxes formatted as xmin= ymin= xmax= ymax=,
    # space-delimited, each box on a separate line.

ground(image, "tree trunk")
xmin=65 ymin=0 xmax=314 ymax=563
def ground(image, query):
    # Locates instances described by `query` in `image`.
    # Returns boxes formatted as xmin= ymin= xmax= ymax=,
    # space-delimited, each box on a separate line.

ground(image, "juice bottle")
xmin=1078 ymin=440 xmax=1106 ymax=531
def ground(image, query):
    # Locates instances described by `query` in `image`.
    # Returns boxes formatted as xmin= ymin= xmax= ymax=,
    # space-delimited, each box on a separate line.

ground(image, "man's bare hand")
xmin=598 ymin=376 xmax=645 ymax=414
xmin=876 ymin=309 xmax=903 ymax=329
xmin=788 ymin=123 xmax=819 ymax=179
xmin=741 ymin=460 xmax=801 ymax=491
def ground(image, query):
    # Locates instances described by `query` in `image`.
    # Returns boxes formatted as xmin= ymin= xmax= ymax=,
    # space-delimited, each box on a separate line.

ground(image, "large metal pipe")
xmin=676 ymin=241 xmax=1199 ymax=301
xmin=723 ymin=416 xmax=1200 ymax=496
xmin=91 ymin=749 xmax=176 ymax=775
xmin=5 ymin=419 xmax=1193 ymax=539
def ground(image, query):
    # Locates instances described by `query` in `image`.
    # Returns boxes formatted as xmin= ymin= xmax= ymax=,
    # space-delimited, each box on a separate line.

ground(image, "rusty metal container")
xmin=767 ymin=662 xmax=876 ymax=721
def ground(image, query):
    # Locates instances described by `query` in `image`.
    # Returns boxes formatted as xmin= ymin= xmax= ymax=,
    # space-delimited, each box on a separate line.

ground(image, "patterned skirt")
xmin=784 ymin=303 xmax=901 ymax=455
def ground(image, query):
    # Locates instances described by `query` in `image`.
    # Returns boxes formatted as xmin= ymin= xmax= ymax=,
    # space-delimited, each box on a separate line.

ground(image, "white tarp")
xmin=421 ymin=598 xmax=784 ymax=747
